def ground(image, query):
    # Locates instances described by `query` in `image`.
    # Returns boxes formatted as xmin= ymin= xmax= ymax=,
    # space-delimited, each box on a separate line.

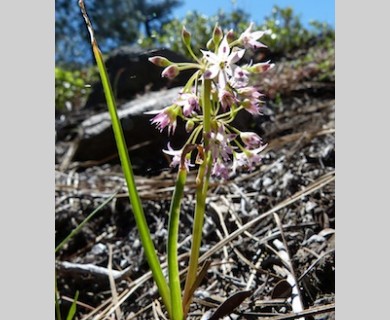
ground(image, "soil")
xmin=55 ymin=46 xmax=335 ymax=319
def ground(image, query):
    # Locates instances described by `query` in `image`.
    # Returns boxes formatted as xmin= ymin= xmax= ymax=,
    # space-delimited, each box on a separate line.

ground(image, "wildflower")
xmin=207 ymin=124 xmax=236 ymax=162
xmin=240 ymin=132 xmax=263 ymax=149
xmin=238 ymin=87 xmax=264 ymax=115
xmin=201 ymin=35 xmax=245 ymax=88
xmin=231 ymin=66 xmax=250 ymax=88
xmin=233 ymin=144 xmax=267 ymax=172
xmin=237 ymin=86 xmax=263 ymax=100
xmin=241 ymin=99 xmax=261 ymax=115
xmin=175 ymin=92 xmax=199 ymax=116
xmin=218 ymin=89 xmax=237 ymax=111
xmin=163 ymin=143 xmax=194 ymax=171
xmin=211 ymin=160 xmax=230 ymax=180
xmin=147 ymin=106 xmax=178 ymax=135
xmin=146 ymin=24 xmax=274 ymax=179
xmin=238 ymin=22 xmax=269 ymax=50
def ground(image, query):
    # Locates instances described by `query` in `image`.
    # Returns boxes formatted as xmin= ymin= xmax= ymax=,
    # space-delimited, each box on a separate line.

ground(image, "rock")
xmin=85 ymin=46 xmax=194 ymax=109
xmin=73 ymin=87 xmax=186 ymax=173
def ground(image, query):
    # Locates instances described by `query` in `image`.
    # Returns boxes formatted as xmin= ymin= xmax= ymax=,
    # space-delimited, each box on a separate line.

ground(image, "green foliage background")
xmin=55 ymin=5 xmax=334 ymax=112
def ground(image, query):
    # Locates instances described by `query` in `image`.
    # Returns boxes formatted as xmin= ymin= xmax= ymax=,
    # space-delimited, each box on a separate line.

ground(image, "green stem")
xmin=182 ymin=79 xmax=213 ymax=315
xmin=185 ymin=44 xmax=201 ymax=64
xmin=167 ymin=168 xmax=187 ymax=320
xmin=202 ymin=79 xmax=212 ymax=136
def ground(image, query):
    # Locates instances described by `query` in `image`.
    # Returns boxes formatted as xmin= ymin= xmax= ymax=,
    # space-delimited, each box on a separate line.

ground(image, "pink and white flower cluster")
xmin=148 ymin=23 xmax=274 ymax=179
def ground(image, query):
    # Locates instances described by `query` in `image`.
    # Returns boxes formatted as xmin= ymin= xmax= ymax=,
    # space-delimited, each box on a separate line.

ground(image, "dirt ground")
xmin=55 ymin=46 xmax=335 ymax=319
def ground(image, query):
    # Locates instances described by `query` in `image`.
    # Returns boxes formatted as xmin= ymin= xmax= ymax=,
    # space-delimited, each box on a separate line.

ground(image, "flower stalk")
xmin=167 ymin=167 xmax=187 ymax=320
xmin=147 ymin=23 xmax=274 ymax=316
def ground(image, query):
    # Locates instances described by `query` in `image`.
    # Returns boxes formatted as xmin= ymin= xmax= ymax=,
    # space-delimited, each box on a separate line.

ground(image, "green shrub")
xmin=138 ymin=5 xmax=334 ymax=61
xmin=55 ymin=67 xmax=96 ymax=112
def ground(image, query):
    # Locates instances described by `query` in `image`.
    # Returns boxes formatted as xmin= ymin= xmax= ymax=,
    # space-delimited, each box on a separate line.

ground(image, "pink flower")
xmin=211 ymin=160 xmax=230 ymax=180
xmin=238 ymin=86 xmax=264 ymax=115
xmin=239 ymin=23 xmax=269 ymax=50
xmin=241 ymin=99 xmax=261 ymax=115
xmin=147 ymin=107 xmax=177 ymax=135
xmin=175 ymin=92 xmax=199 ymax=116
xmin=240 ymin=132 xmax=263 ymax=149
xmin=201 ymin=35 xmax=245 ymax=88
xmin=207 ymin=124 xmax=236 ymax=162
xmin=233 ymin=144 xmax=267 ymax=172
xmin=163 ymin=143 xmax=194 ymax=171
xmin=237 ymin=86 xmax=263 ymax=99
xmin=218 ymin=89 xmax=237 ymax=111
xmin=230 ymin=66 xmax=249 ymax=88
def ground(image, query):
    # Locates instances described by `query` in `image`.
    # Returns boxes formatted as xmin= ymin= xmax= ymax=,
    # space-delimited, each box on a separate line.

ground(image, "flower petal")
xmin=204 ymin=65 xmax=220 ymax=79
xmin=217 ymin=36 xmax=230 ymax=59
xmin=228 ymin=48 xmax=245 ymax=64
xmin=201 ymin=50 xmax=218 ymax=64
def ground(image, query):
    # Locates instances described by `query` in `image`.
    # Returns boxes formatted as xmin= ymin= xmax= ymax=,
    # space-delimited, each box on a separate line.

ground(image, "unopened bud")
xmin=206 ymin=38 xmax=215 ymax=51
xmin=162 ymin=65 xmax=180 ymax=79
xmin=248 ymin=61 xmax=275 ymax=73
xmin=212 ymin=24 xmax=223 ymax=46
xmin=226 ymin=29 xmax=235 ymax=43
xmin=148 ymin=56 xmax=172 ymax=67
xmin=182 ymin=26 xmax=191 ymax=46
xmin=185 ymin=120 xmax=195 ymax=132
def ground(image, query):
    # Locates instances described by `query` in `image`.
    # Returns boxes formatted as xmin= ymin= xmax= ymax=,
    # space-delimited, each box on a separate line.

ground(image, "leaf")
xmin=208 ymin=290 xmax=253 ymax=320
xmin=65 ymin=291 xmax=79 ymax=320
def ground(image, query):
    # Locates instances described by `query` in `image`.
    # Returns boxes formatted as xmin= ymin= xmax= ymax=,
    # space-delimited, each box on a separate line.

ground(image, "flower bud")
xmin=206 ymin=38 xmax=215 ymax=51
xmin=212 ymin=24 xmax=223 ymax=46
xmin=185 ymin=120 xmax=195 ymax=132
xmin=148 ymin=56 xmax=173 ymax=67
xmin=248 ymin=61 xmax=275 ymax=73
xmin=182 ymin=26 xmax=191 ymax=47
xmin=162 ymin=65 xmax=180 ymax=79
xmin=226 ymin=29 xmax=235 ymax=43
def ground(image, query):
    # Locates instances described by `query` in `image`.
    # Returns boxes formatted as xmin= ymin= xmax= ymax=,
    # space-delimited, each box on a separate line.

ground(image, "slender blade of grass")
xmin=55 ymin=276 xmax=62 ymax=320
xmin=65 ymin=291 xmax=80 ymax=320
xmin=55 ymin=192 xmax=117 ymax=253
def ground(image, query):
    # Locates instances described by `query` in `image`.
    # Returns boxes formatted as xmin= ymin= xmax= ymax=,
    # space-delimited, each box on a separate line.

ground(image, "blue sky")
xmin=172 ymin=0 xmax=335 ymax=29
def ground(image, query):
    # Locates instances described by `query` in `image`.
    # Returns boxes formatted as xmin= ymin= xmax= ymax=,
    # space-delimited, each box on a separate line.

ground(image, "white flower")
xmin=232 ymin=144 xmax=267 ymax=172
xmin=207 ymin=124 xmax=236 ymax=162
xmin=163 ymin=143 xmax=194 ymax=171
xmin=201 ymin=35 xmax=245 ymax=88
xmin=239 ymin=22 xmax=269 ymax=49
